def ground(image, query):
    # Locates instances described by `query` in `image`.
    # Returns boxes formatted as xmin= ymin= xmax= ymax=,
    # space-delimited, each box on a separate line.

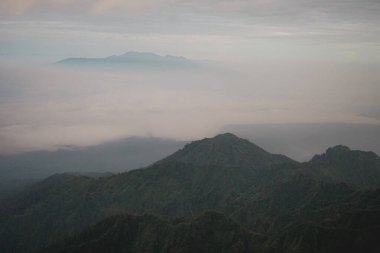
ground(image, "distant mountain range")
xmin=0 ymin=137 xmax=186 ymax=200
xmin=1 ymin=133 xmax=379 ymax=253
xmin=56 ymin=52 xmax=197 ymax=69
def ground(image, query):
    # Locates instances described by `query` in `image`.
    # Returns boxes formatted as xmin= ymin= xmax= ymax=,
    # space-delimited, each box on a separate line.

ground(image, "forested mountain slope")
xmin=1 ymin=133 xmax=379 ymax=253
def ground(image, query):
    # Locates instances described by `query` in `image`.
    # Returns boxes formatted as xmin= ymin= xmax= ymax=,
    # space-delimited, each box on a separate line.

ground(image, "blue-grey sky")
xmin=0 ymin=0 xmax=379 ymax=154
xmin=1 ymin=0 xmax=380 ymax=62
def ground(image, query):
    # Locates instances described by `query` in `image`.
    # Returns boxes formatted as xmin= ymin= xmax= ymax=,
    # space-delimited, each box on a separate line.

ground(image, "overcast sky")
xmin=1 ymin=0 xmax=380 ymax=62
xmin=0 ymin=0 xmax=379 ymax=154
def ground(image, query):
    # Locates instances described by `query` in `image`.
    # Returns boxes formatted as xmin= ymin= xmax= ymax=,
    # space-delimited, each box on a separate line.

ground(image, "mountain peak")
xmin=310 ymin=144 xmax=379 ymax=165
xmin=326 ymin=145 xmax=351 ymax=155
xmin=213 ymin=132 xmax=239 ymax=139
xmin=311 ymin=145 xmax=353 ymax=162
xmin=119 ymin=51 xmax=160 ymax=58
xmin=157 ymin=133 xmax=294 ymax=168
xmin=308 ymin=145 xmax=380 ymax=189
xmin=200 ymin=133 xmax=244 ymax=144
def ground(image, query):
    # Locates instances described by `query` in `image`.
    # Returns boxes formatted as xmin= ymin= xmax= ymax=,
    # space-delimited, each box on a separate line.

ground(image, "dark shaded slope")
xmin=39 ymin=187 xmax=380 ymax=253
xmin=231 ymin=175 xmax=355 ymax=234
xmin=1 ymin=134 xmax=380 ymax=253
xmin=159 ymin=133 xmax=294 ymax=168
xmin=0 ymin=134 xmax=295 ymax=253
xmin=0 ymin=174 xmax=102 ymax=253
xmin=302 ymin=145 xmax=380 ymax=189
xmin=40 ymin=211 xmax=265 ymax=253
xmin=264 ymin=189 xmax=380 ymax=253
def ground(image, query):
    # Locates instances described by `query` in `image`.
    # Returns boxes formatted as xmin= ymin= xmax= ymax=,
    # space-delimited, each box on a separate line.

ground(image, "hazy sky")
xmin=1 ymin=0 xmax=380 ymax=62
xmin=0 ymin=0 xmax=379 ymax=154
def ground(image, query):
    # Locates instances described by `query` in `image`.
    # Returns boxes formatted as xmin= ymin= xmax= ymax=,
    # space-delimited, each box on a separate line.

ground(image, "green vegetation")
xmin=41 ymin=211 xmax=265 ymax=253
xmin=1 ymin=133 xmax=379 ymax=253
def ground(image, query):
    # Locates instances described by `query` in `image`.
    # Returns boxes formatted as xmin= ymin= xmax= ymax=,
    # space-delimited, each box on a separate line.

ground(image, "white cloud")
xmin=0 ymin=0 xmax=379 ymax=154
xmin=0 ymin=61 xmax=379 ymax=154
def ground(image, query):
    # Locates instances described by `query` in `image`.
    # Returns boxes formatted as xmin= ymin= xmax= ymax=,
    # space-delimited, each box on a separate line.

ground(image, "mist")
xmin=1 ymin=0 xmax=380 ymax=155
xmin=223 ymin=123 xmax=380 ymax=161
xmin=0 ymin=59 xmax=379 ymax=155
xmin=1 ymin=2 xmax=380 ymax=252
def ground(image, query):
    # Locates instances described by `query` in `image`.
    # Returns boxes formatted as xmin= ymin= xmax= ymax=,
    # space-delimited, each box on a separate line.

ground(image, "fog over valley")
xmin=1 ymin=0 xmax=380 ymax=157
xmin=0 ymin=59 xmax=379 ymax=157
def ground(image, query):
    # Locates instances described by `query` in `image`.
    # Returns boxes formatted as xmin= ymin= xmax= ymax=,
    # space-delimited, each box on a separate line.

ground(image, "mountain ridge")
xmin=156 ymin=133 xmax=295 ymax=168
xmin=0 ymin=137 xmax=186 ymax=200
xmin=303 ymin=145 xmax=380 ymax=189
xmin=1 ymin=133 xmax=380 ymax=253
xmin=56 ymin=51 xmax=196 ymax=69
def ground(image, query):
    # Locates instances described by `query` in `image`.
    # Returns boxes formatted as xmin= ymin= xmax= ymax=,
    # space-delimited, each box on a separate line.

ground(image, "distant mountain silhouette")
xmin=0 ymin=137 xmax=186 ymax=199
xmin=1 ymin=133 xmax=379 ymax=253
xmin=56 ymin=51 xmax=196 ymax=69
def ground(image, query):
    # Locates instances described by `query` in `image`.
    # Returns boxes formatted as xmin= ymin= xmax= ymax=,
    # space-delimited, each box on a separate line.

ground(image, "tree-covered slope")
xmin=40 ymin=211 xmax=265 ymax=253
xmin=1 ymin=133 xmax=379 ymax=253
xmin=264 ymin=189 xmax=380 ymax=253
xmin=40 ymin=189 xmax=380 ymax=253
xmin=158 ymin=133 xmax=294 ymax=168
xmin=302 ymin=145 xmax=380 ymax=189
xmin=0 ymin=134 xmax=296 ymax=252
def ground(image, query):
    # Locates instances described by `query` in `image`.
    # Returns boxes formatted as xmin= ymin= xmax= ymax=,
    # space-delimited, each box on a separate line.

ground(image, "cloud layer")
xmin=1 ymin=0 xmax=380 ymax=22
xmin=0 ymin=61 xmax=379 ymax=154
xmin=0 ymin=0 xmax=379 ymax=154
xmin=1 ymin=0 xmax=379 ymax=64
